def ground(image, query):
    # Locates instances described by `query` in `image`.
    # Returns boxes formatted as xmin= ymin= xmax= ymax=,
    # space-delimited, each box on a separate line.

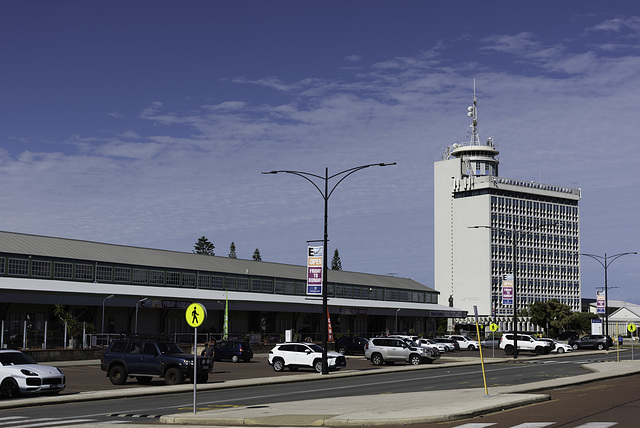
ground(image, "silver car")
xmin=364 ymin=337 xmax=440 ymax=365
xmin=0 ymin=350 xmax=65 ymax=398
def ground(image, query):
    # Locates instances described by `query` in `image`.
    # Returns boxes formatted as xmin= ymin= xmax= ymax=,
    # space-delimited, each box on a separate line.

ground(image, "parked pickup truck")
xmin=499 ymin=333 xmax=552 ymax=355
xmin=100 ymin=339 xmax=209 ymax=385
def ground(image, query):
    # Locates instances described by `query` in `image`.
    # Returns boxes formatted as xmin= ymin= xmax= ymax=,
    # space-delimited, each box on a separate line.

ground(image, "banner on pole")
xmin=596 ymin=289 xmax=605 ymax=314
xmin=307 ymin=246 xmax=323 ymax=295
xmin=502 ymin=274 xmax=513 ymax=305
xmin=327 ymin=307 xmax=334 ymax=342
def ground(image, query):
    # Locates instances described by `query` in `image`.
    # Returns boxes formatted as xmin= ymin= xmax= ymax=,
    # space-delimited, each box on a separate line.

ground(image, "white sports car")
xmin=0 ymin=350 xmax=65 ymax=398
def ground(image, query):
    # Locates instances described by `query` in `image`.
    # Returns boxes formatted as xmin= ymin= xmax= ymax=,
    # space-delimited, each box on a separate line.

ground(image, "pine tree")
xmin=193 ymin=236 xmax=215 ymax=255
xmin=331 ymin=248 xmax=342 ymax=270
xmin=252 ymin=248 xmax=262 ymax=261
xmin=228 ymin=242 xmax=237 ymax=258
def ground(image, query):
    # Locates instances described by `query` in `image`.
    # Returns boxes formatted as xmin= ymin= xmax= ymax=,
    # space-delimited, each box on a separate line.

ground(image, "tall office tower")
xmin=434 ymin=91 xmax=581 ymax=330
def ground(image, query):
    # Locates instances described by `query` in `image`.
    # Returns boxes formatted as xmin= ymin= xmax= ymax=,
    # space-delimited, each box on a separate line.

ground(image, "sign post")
xmin=185 ymin=303 xmax=206 ymax=414
xmin=474 ymin=306 xmax=488 ymax=396
xmin=489 ymin=323 xmax=499 ymax=359
xmin=628 ymin=323 xmax=636 ymax=360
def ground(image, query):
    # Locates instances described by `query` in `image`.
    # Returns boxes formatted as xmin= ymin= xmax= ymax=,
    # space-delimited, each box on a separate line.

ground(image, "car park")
xmin=568 ymin=334 xmax=613 ymax=350
xmin=446 ymin=335 xmax=480 ymax=350
xmin=268 ymin=342 xmax=346 ymax=373
xmin=539 ymin=338 xmax=572 ymax=354
xmin=0 ymin=350 xmax=65 ymax=398
xmin=334 ymin=336 xmax=368 ymax=355
xmin=213 ymin=340 xmax=253 ymax=362
xmin=100 ymin=339 xmax=210 ymax=385
xmin=499 ymin=333 xmax=552 ymax=355
xmin=364 ymin=337 xmax=440 ymax=365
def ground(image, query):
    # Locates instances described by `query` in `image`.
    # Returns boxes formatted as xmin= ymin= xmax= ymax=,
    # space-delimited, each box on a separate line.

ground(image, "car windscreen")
xmin=0 ymin=352 xmax=37 ymax=366
xmin=157 ymin=342 xmax=184 ymax=354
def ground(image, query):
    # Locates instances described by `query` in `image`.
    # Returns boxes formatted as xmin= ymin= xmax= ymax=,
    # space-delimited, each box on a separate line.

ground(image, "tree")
xmin=567 ymin=311 xmax=599 ymax=333
xmin=526 ymin=299 xmax=573 ymax=337
xmin=331 ymin=249 xmax=342 ymax=270
xmin=228 ymin=242 xmax=237 ymax=259
xmin=193 ymin=236 xmax=215 ymax=255
xmin=252 ymin=248 xmax=262 ymax=261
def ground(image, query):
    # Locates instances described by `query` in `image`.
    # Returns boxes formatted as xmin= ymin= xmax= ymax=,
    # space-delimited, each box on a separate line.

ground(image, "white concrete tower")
xmin=434 ymin=88 xmax=581 ymax=329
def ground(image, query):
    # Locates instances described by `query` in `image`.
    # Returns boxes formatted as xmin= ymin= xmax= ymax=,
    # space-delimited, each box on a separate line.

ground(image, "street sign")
xmin=628 ymin=324 xmax=637 ymax=333
xmin=185 ymin=303 xmax=207 ymax=328
xmin=489 ymin=323 xmax=499 ymax=332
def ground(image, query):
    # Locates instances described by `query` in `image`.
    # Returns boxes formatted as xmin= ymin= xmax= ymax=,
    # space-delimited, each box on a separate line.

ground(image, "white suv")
xmin=445 ymin=335 xmax=480 ymax=351
xmin=499 ymin=333 xmax=552 ymax=355
xmin=268 ymin=343 xmax=346 ymax=373
xmin=364 ymin=337 xmax=440 ymax=365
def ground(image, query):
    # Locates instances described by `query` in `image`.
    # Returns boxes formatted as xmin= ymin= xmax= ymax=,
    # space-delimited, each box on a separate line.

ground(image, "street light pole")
xmin=101 ymin=294 xmax=114 ymax=335
xmin=135 ymin=297 xmax=148 ymax=335
xmin=263 ymin=162 xmax=396 ymax=374
xmin=581 ymin=252 xmax=637 ymax=336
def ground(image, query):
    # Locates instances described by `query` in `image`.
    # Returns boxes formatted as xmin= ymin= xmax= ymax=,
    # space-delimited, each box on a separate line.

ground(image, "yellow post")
xmin=473 ymin=306 xmax=489 ymax=396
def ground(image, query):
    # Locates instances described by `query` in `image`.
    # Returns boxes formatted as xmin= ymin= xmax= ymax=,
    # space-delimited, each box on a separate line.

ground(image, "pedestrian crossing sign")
xmin=186 ymin=303 xmax=207 ymax=328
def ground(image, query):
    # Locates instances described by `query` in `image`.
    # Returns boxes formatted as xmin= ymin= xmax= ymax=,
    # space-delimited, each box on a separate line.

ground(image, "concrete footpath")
xmin=12 ymin=352 xmax=640 ymax=427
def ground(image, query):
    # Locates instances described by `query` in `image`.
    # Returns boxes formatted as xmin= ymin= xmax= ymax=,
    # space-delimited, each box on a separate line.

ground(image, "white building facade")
xmin=434 ymin=92 xmax=581 ymax=331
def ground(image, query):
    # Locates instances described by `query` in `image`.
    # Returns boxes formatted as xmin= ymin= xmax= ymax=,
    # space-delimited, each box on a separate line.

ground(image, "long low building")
xmin=0 ymin=231 xmax=465 ymax=348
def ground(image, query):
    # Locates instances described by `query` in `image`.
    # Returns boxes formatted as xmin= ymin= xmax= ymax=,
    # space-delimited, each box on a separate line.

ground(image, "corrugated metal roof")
xmin=0 ymin=231 xmax=436 ymax=293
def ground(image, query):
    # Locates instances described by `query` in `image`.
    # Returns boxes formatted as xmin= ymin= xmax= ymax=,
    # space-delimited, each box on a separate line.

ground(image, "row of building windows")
xmin=0 ymin=256 xmax=438 ymax=304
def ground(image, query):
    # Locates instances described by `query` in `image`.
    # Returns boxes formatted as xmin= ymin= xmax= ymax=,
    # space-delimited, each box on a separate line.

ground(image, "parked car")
xmin=539 ymin=338 xmax=572 ymax=354
xmin=568 ymin=335 xmax=613 ymax=351
xmin=556 ymin=331 xmax=579 ymax=341
xmin=434 ymin=337 xmax=459 ymax=351
xmin=446 ymin=335 xmax=480 ymax=351
xmin=334 ymin=336 xmax=368 ymax=355
xmin=213 ymin=340 xmax=253 ymax=362
xmin=268 ymin=343 xmax=346 ymax=373
xmin=0 ymin=350 xmax=65 ymax=398
xmin=364 ymin=337 xmax=440 ymax=365
xmin=499 ymin=333 xmax=552 ymax=355
xmin=100 ymin=339 xmax=210 ymax=385
xmin=415 ymin=338 xmax=448 ymax=353
xmin=481 ymin=338 xmax=501 ymax=349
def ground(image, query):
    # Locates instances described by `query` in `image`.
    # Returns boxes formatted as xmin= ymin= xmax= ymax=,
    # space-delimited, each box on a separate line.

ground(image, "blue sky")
xmin=1 ymin=1 xmax=638 ymax=303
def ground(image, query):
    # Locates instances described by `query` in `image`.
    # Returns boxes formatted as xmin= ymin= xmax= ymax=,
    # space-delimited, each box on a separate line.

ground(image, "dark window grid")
xmin=250 ymin=279 xmax=262 ymax=292
xmin=132 ymin=269 xmax=148 ymax=284
xmin=182 ymin=273 xmax=196 ymax=288
xmin=31 ymin=260 xmax=52 ymax=278
xmin=198 ymin=274 xmax=210 ymax=289
xmin=225 ymin=277 xmax=237 ymax=291
xmin=211 ymin=276 xmax=224 ymax=289
xmin=149 ymin=270 xmax=164 ymax=285
xmin=113 ymin=267 xmax=131 ymax=283
xmin=54 ymin=262 xmax=73 ymax=279
xmin=75 ymin=264 xmax=94 ymax=281
xmin=237 ymin=278 xmax=249 ymax=291
xmin=166 ymin=272 xmax=181 ymax=286
xmin=96 ymin=266 xmax=113 ymax=282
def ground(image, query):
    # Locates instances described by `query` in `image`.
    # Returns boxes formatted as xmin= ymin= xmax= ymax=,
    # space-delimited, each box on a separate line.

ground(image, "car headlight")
xmin=21 ymin=369 xmax=38 ymax=376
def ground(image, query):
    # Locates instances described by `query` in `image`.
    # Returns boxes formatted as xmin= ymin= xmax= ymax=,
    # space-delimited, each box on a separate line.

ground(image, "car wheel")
xmin=557 ymin=347 xmax=565 ymax=354
xmin=468 ymin=345 xmax=475 ymax=351
xmin=572 ymin=344 xmax=579 ymax=350
xmin=535 ymin=346 xmax=544 ymax=355
xmin=314 ymin=359 xmax=323 ymax=373
xmin=0 ymin=378 xmax=19 ymax=398
xmin=371 ymin=353 xmax=383 ymax=366
xmin=338 ymin=347 xmax=347 ymax=355
xmin=272 ymin=358 xmax=285 ymax=372
xmin=231 ymin=355 xmax=239 ymax=363
xmin=409 ymin=354 xmax=421 ymax=365
xmin=164 ymin=367 xmax=184 ymax=385
xmin=136 ymin=376 xmax=152 ymax=384
xmin=597 ymin=343 xmax=604 ymax=350
xmin=504 ymin=345 xmax=514 ymax=355
xmin=108 ymin=365 xmax=127 ymax=385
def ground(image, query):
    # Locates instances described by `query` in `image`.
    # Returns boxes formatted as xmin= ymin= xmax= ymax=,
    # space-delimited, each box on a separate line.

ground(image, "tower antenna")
xmin=468 ymin=79 xmax=480 ymax=146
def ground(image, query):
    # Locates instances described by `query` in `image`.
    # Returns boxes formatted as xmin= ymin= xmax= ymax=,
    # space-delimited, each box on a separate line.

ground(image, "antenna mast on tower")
xmin=468 ymin=79 xmax=480 ymax=146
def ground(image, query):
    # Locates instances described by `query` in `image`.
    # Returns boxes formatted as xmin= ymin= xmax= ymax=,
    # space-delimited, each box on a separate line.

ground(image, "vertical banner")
xmin=307 ymin=246 xmax=323 ymax=295
xmin=596 ymin=289 xmax=605 ymax=314
xmin=502 ymin=274 xmax=514 ymax=305
xmin=223 ymin=290 xmax=229 ymax=340
xmin=327 ymin=307 xmax=334 ymax=342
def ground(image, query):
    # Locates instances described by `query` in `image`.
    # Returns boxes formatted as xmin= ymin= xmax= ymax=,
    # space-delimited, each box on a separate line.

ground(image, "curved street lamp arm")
xmin=327 ymin=163 xmax=395 ymax=199
xmin=262 ymin=170 xmax=325 ymax=199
